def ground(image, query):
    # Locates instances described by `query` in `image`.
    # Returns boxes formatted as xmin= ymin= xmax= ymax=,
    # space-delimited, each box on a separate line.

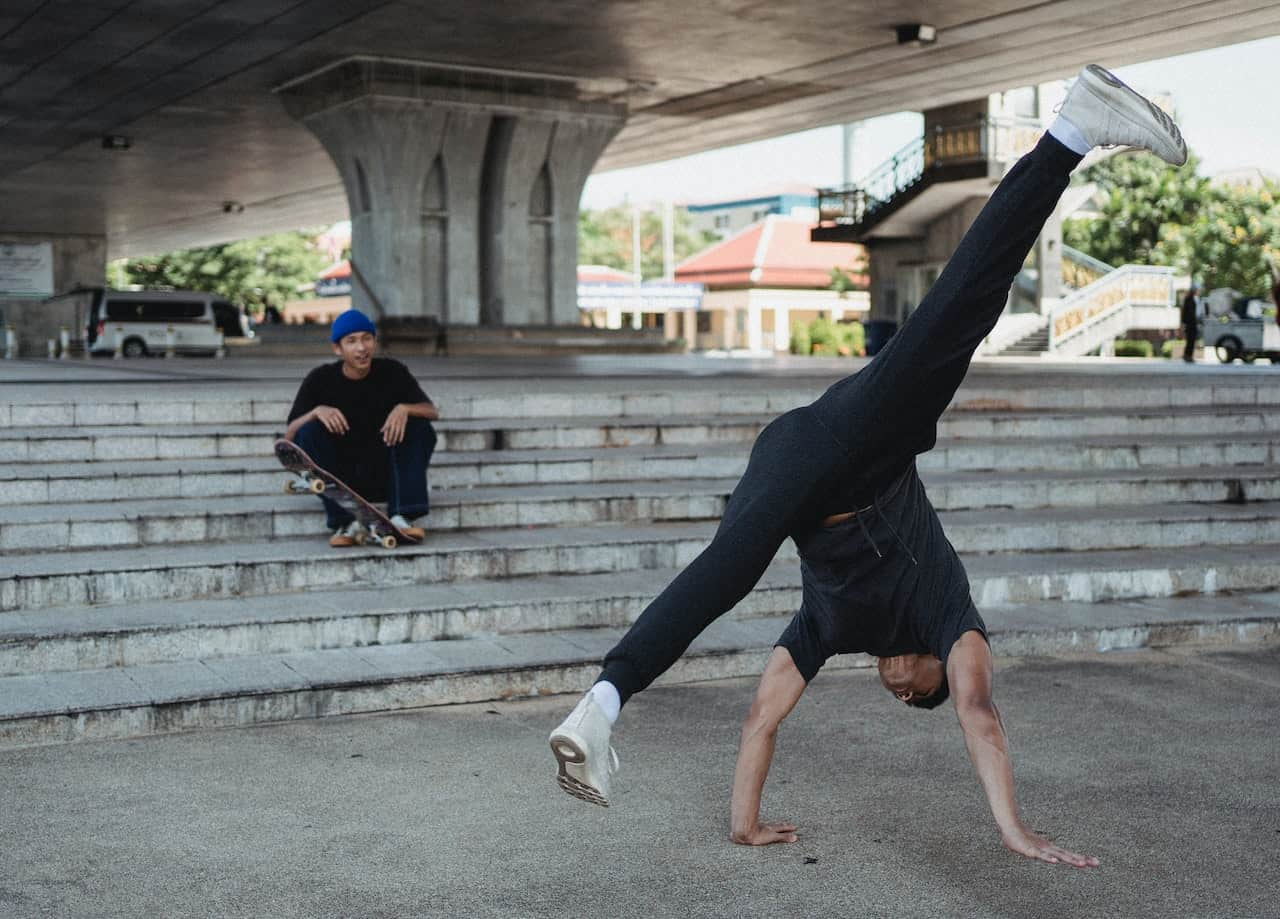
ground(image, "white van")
xmin=85 ymin=289 xmax=252 ymax=357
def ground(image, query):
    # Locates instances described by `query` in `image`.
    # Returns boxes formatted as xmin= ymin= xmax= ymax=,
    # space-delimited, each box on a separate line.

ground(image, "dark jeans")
xmin=1183 ymin=321 xmax=1198 ymax=361
xmin=293 ymin=417 xmax=437 ymax=529
xmin=598 ymin=134 xmax=1083 ymax=705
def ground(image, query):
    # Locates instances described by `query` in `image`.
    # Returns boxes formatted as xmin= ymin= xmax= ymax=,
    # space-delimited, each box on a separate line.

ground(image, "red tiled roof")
xmin=675 ymin=216 xmax=867 ymax=289
xmin=578 ymin=264 xmax=637 ymax=283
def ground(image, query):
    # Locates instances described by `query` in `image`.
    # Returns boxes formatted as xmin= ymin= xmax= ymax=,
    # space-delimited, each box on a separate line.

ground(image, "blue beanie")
xmin=330 ymin=309 xmax=377 ymax=343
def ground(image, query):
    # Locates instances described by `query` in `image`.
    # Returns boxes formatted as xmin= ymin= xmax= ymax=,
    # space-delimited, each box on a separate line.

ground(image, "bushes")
xmin=1113 ymin=339 xmax=1154 ymax=358
xmin=790 ymin=318 xmax=865 ymax=356
xmin=789 ymin=321 xmax=811 ymax=356
xmin=1160 ymin=339 xmax=1180 ymax=359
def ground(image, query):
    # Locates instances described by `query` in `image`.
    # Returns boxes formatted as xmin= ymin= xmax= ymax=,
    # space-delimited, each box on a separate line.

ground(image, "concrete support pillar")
xmin=775 ymin=306 xmax=790 ymax=352
xmin=746 ymin=305 xmax=762 ymax=352
xmin=0 ymin=235 xmax=104 ymax=356
xmin=1035 ymin=208 xmax=1065 ymax=313
xmin=280 ymin=60 xmax=625 ymax=328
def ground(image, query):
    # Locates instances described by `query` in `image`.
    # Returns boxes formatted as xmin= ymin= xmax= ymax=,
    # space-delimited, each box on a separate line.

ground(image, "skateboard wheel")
xmin=283 ymin=479 xmax=297 ymax=494
xmin=380 ymin=535 xmax=398 ymax=549
xmin=308 ymin=478 xmax=326 ymax=494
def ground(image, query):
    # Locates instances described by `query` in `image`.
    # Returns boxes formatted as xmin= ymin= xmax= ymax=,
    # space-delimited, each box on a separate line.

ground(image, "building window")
xmin=696 ymin=311 xmax=712 ymax=333
xmin=713 ymin=214 xmax=730 ymax=229
xmin=751 ymin=208 xmax=770 ymax=222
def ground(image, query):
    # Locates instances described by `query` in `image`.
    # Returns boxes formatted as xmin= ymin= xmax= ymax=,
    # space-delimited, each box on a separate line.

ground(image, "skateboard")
xmin=274 ymin=438 xmax=422 ymax=549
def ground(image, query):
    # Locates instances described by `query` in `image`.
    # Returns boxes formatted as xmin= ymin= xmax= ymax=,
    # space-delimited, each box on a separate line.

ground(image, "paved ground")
xmin=1 ymin=645 xmax=1276 ymax=919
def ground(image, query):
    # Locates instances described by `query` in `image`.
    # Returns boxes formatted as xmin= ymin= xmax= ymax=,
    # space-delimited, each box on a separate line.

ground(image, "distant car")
xmin=85 ymin=289 xmax=252 ymax=357
xmin=1200 ymin=287 xmax=1279 ymax=363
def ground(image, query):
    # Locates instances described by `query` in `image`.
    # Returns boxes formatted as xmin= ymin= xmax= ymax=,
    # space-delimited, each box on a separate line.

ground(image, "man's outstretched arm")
xmin=947 ymin=630 xmax=1099 ymax=868
xmin=729 ymin=647 xmax=806 ymax=846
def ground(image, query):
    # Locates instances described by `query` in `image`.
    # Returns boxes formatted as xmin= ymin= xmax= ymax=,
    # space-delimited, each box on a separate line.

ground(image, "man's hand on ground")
xmin=312 ymin=406 xmax=349 ymax=435
xmin=1000 ymin=826 xmax=1099 ymax=868
xmin=730 ymin=821 xmax=799 ymax=846
xmin=381 ymin=404 xmax=410 ymax=445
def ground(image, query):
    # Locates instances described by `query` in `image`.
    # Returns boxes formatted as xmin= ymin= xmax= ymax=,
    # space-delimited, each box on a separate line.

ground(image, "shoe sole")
xmin=1079 ymin=64 xmax=1186 ymax=165
xmin=549 ymin=735 xmax=609 ymax=807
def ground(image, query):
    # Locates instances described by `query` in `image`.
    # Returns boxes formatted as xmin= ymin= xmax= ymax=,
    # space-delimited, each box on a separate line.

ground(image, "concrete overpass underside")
xmin=0 ymin=0 xmax=1275 ymax=337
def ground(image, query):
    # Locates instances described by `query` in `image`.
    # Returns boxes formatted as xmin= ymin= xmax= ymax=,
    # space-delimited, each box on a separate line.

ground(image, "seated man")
xmin=285 ymin=308 xmax=439 ymax=546
xmin=549 ymin=64 xmax=1186 ymax=867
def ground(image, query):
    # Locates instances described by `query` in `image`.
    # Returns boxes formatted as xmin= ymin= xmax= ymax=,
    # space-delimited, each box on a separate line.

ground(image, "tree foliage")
xmin=1064 ymin=150 xmax=1280 ymax=295
xmin=115 ymin=230 xmax=330 ymax=315
xmin=578 ymin=206 xmax=718 ymax=280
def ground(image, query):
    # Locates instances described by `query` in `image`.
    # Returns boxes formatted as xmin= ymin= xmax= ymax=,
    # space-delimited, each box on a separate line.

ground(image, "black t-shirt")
xmin=776 ymin=464 xmax=987 ymax=682
xmin=287 ymin=358 xmax=430 ymax=450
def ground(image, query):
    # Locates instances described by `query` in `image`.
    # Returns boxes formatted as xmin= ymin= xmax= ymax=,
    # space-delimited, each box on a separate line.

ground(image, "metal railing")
xmin=1048 ymin=265 xmax=1178 ymax=354
xmin=1061 ymin=245 xmax=1115 ymax=290
xmin=816 ymin=117 xmax=1044 ymax=231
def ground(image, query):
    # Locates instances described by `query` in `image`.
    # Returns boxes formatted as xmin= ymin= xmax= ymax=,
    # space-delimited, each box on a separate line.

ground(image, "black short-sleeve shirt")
xmin=287 ymin=358 xmax=429 ymax=448
xmin=776 ymin=464 xmax=987 ymax=682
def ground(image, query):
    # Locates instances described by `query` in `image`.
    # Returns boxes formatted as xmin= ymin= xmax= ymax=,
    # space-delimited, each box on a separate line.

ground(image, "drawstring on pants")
xmin=851 ymin=500 xmax=919 ymax=566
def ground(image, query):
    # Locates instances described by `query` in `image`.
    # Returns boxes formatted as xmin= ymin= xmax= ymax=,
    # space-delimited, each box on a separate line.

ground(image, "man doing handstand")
xmin=549 ymin=65 xmax=1186 ymax=867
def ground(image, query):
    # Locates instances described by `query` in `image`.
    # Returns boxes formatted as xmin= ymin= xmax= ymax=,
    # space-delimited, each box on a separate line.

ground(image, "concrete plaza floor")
xmin=1 ymin=645 xmax=1276 ymax=919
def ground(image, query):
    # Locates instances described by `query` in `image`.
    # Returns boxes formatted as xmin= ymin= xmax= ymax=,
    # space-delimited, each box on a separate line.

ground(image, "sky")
xmin=580 ymin=35 xmax=1280 ymax=210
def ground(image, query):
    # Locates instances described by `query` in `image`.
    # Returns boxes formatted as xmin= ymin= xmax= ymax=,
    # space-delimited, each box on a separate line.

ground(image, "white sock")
xmin=1048 ymin=115 xmax=1092 ymax=155
xmin=589 ymin=681 xmax=621 ymax=724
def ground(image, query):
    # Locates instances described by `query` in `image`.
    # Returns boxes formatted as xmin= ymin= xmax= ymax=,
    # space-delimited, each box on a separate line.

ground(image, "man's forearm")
xmin=404 ymin=401 xmax=439 ymax=421
xmin=955 ymin=701 xmax=1022 ymax=834
xmin=729 ymin=723 xmax=776 ymax=839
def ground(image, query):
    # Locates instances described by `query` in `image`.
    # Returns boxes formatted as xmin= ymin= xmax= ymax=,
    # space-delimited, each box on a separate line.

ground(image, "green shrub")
xmin=789 ymin=321 xmax=811 ymax=355
xmin=1160 ymin=339 xmax=1179 ymax=359
xmin=809 ymin=317 xmax=839 ymax=354
xmin=837 ymin=321 xmax=866 ymax=357
xmin=1113 ymin=339 xmax=1154 ymax=358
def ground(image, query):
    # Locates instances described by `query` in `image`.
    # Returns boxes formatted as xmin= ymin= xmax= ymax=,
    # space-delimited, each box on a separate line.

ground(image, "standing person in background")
xmin=1181 ymin=283 xmax=1199 ymax=363
xmin=284 ymin=308 xmax=439 ymax=547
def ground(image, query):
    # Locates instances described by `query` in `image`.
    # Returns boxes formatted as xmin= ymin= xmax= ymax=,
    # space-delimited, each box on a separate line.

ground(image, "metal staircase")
xmin=813 ymin=116 xmax=1043 ymax=241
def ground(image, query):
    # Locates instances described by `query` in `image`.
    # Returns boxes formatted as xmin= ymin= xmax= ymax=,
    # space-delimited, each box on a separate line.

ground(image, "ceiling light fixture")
xmin=895 ymin=23 xmax=937 ymax=47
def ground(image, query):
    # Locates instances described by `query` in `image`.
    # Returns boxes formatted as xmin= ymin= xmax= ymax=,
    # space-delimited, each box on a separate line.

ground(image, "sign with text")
xmin=0 ymin=242 xmax=54 ymax=298
xmin=578 ymin=281 xmax=704 ymax=312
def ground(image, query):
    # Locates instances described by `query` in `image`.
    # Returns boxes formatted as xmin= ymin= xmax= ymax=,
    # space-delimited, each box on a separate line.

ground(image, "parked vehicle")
xmin=85 ymin=289 xmax=252 ymax=357
xmin=1201 ymin=287 xmax=1280 ymax=363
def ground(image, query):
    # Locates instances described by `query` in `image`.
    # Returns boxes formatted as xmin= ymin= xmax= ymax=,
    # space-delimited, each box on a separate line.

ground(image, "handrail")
xmin=1048 ymin=265 xmax=1177 ymax=352
xmin=1061 ymin=245 xmax=1115 ymax=290
xmin=816 ymin=116 xmax=1043 ymax=230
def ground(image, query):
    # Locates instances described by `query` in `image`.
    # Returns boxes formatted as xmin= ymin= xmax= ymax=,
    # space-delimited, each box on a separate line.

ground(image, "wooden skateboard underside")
xmin=274 ymin=438 xmax=420 ymax=548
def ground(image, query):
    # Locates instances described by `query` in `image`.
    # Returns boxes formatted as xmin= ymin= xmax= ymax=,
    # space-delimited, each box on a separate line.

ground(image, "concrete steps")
xmin=5 ymin=544 xmax=1280 ymax=679
xmin=4 ymin=403 xmax=1280 ymax=462
xmin=3 ymin=589 xmax=1278 ymax=749
xmin=2 ymin=434 xmax=1275 ymax=507
xmin=8 ymin=375 xmax=1275 ymax=429
xmin=3 ymin=363 xmax=1280 ymax=748
xmin=3 ymin=465 xmax=1279 ymax=552
xmin=7 ymin=501 xmax=1280 ymax=610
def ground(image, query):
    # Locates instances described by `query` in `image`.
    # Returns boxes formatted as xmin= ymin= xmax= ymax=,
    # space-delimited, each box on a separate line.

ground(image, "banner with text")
xmin=0 ymin=242 xmax=54 ymax=298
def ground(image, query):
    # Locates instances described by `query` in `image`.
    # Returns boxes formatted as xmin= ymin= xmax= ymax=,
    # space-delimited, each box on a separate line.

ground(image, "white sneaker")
xmin=328 ymin=520 xmax=363 ymax=548
xmin=1059 ymin=64 xmax=1187 ymax=166
xmin=389 ymin=514 xmax=426 ymax=540
xmin=549 ymin=693 xmax=619 ymax=807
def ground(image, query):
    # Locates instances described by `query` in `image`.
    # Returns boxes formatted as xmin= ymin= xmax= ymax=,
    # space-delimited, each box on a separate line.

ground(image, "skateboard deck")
xmin=274 ymin=438 xmax=421 ymax=549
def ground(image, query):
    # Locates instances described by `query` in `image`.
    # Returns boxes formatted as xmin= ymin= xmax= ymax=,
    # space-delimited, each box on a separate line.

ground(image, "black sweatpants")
xmin=599 ymin=134 xmax=1083 ymax=704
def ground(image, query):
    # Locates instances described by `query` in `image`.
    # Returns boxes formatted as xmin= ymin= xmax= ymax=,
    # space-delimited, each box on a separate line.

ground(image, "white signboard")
xmin=0 ymin=242 xmax=54 ymax=298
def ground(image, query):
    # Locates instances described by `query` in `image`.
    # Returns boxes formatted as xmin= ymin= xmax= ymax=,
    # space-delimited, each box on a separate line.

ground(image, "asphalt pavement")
xmin=1 ymin=645 xmax=1276 ymax=919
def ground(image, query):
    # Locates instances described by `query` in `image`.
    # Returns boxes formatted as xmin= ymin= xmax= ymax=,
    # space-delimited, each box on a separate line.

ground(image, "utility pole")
xmin=662 ymin=200 xmax=675 ymax=282
xmin=630 ymin=205 xmax=642 ymax=329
